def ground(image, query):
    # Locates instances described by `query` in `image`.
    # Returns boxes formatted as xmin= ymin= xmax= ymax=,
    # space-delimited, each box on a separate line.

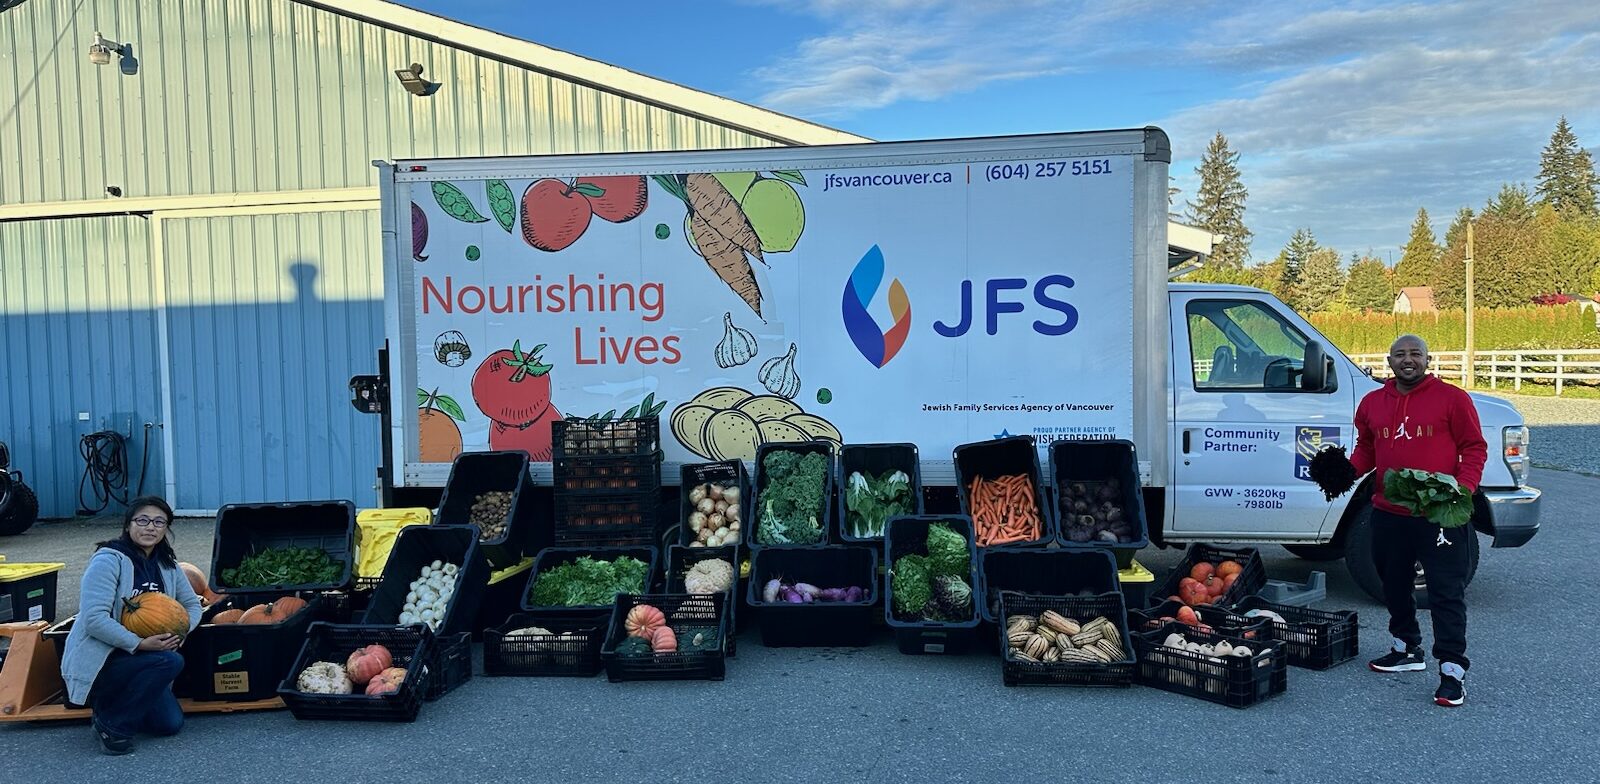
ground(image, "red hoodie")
xmin=1349 ymin=374 xmax=1489 ymax=516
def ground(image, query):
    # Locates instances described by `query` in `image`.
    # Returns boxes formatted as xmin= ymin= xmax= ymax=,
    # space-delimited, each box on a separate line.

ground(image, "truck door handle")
xmin=1182 ymin=430 xmax=1191 ymax=454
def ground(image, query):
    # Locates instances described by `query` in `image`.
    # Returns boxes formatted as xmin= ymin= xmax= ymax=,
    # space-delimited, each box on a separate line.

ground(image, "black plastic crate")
xmin=422 ymin=632 xmax=472 ymax=701
xmin=0 ymin=566 xmax=58 ymax=624
xmin=1233 ymin=595 xmax=1359 ymax=670
xmin=43 ymin=614 xmax=75 ymax=662
xmin=554 ymin=452 xmax=663 ymax=495
xmin=472 ymin=558 xmax=535 ymax=641
xmin=836 ymin=443 xmax=924 ymax=544
xmin=436 ymin=450 xmax=549 ymax=571
xmin=552 ymin=416 xmax=662 ymax=459
xmin=209 ymin=500 xmax=356 ymax=593
xmin=277 ymin=622 xmax=434 ymax=722
xmin=977 ymin=547 xmax=1120 ymax=625
xmin=520 ymin=546 xmax=659 ymax=618
xmin=1134 ymin=621 xmax=1286 ymax=708
xmin=747 ymin=545 xmax=877 ymax=647
xmin=665 ymin=544 xmax=743 ymax=657
xmin=361 ymin=525 xmax=490 ymax=638
xmin=1128 ymin=599 xmax=1271 ymax=642
xmin=482 ymin=612 xmax=610 ymax=677
xmin=883 ymin=516 xmax=980 ymax=655
xmin=177 ymin=593 xmax=323 ymax=701
xmin=679 ymin=460 xmax=750 ymax=549
xmin=952 ymin=435 xmax=1054 ymax=548
xmin=600 ymin=593 xmax=728 ymax=682
xmin=553 ymin=492 xmax=659 ymax=547
xmin=1050 ymin=439 xmax=1149 ymax=568
xmin=748 ymin=441 xmax=837 ymax=551
xmin=998 ymin=591 xmax=1136 ymax=687
xmin=1149 ymin=544 xmax=1267 ymax=609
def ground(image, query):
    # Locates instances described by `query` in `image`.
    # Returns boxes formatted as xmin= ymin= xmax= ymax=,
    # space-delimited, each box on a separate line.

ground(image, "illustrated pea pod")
xmin=432 ymin=181 xmax=490 ymax=224
xmin=486 ymin=179 xmax=516 ymax=233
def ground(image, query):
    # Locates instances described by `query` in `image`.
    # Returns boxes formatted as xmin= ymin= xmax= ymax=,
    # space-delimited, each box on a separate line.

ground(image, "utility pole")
xmin=1465 ymin=220 xmax=1475 ymax=388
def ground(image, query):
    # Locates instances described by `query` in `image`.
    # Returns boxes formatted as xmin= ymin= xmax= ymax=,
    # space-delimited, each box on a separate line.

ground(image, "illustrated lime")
xmin=742 ymin=178 xmax=805 ymax=253
xmin=713 ymin=172 xmax=758 ymax=203
xmin=817 ymin=388 xmax=832 ymax=405
xmin=655 ymin=223 xmax=670 ymax=240
xmin=465 ymin=245 xmax=481 ymax=261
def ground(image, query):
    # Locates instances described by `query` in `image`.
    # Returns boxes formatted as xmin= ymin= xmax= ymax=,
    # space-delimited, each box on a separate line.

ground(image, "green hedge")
xmin=1308 ymin=305 xmax=1600 ymax=354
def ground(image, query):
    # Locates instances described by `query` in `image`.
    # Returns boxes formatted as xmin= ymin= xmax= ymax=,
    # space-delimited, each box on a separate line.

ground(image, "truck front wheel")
xmin=1343 ymin=501 xmax=1479 ymax=611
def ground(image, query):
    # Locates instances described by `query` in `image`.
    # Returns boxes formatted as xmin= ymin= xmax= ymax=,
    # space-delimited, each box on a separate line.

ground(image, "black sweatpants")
xmin=1371 ymin=508 xmax=1471 ymax=670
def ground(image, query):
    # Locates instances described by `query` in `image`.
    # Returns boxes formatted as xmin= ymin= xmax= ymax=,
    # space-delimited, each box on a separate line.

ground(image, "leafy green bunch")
xmin=844 ymin=469 xmax=913 ymax=538
xmin=527 ymin=555 xmax=650 ymax=607
xmin=221 ymin=546 xmax=344 ymax=588
xmin=755 ymin=450 xmax=828 ymax=545
xmin=1383 ymin=468 xmax=1474 ymax=528
xmin=891 ymin=522 xmax=975 ymax=622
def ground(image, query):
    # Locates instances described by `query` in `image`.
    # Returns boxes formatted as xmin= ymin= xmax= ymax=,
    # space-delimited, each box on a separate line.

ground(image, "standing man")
xmin=1349 ymin=334 xmax=1487 ymax=707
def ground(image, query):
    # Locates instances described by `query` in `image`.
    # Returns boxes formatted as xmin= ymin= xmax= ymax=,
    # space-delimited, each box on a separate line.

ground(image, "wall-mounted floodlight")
xmin=89 ymin=31 xmax=138 ymax=73
xmin=394 ymin=63 xmax=441 ymax=97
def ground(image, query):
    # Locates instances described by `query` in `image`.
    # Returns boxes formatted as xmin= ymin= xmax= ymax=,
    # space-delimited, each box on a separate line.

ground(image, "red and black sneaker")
xmin=1435 ymin=666 xmax=1466 ymax=707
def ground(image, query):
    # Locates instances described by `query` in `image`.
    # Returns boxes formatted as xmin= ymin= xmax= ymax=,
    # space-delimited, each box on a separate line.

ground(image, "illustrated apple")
xmin=575 ymin=175 xmax=647 ymax=223
xmin=520 ymin=179 xmax=594 ymax=252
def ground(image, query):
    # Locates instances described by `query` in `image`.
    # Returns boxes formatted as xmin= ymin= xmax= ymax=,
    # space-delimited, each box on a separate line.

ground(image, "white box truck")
xmin=357 ymin=128 xmax=1540 ymax=604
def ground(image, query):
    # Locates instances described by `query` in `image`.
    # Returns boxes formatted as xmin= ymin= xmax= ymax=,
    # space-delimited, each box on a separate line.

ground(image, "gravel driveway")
xmin=1479 ymin=394 xmax=1600 ymax=475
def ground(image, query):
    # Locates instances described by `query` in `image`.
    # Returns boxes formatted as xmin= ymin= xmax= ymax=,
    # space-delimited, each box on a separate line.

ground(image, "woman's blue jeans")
xmin=90 ymin=650 xmax=185 ymax=739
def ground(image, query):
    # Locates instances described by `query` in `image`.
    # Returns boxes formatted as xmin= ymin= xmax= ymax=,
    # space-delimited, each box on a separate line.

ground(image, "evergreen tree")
xmin=1544 ymin=209 xmax=1600 ymax=295
xmin=1343 ymin=256 xmax=1396 ymax=311
xmin=1394 ymin=207 xmax=1441 ymax=288
xmin=1186 ymin=132 xmax=1253 ymax=269
xmin=1485 ymin=183 xmax=1536 ymax=222
xmin=1536 ymin=117 xmax=1599 ymax=216
xmin=1252 ymin=253 xmax=1293 ymax=303
xmin=1168 ymin=176 xmax=1182 ymax=221
xmin=1282 ymin=228 xmax=1318 ymax=292
xmin=1291 ymin=248 xmax=1346 ymax=313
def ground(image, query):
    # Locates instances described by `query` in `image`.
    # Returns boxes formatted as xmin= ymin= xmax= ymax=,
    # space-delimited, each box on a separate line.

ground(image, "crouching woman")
xmin=60 ymin=496 xmax=203 ymax=754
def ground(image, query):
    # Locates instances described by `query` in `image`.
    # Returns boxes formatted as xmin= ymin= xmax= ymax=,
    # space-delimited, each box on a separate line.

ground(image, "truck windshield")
xmin=1188 ymin=300 xmax=1310 ymax=391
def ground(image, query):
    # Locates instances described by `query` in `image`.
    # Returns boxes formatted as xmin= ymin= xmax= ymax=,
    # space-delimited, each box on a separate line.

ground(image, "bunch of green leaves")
xmin=527 ymin=555 xmax=650 ymax=607
xmin=1383 ymin=468 xmax=1474 ymax=528
xmin=844 ymin=469 xmax=913 ymax=538
xmin=891 ymin=522 xmax=975 ymax=622
xmin=221 ymin=546 xmax=344 ymax=588
xmin=755 ymin=451 xmax=828 ymax=545
xmin=890 ymin=554 xmax=932 ymax=618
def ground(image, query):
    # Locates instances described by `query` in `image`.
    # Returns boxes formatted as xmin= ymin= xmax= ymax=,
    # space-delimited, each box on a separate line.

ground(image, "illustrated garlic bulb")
xmin=758 ymin=342 xmax=801 ymax=399
xmin=714 ymin=312 xmax=758 ymax=368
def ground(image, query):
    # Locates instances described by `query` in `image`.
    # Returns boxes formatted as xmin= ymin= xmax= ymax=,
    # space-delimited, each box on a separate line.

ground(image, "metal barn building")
xmin=0 ymin=0 xmax=864 ymax=517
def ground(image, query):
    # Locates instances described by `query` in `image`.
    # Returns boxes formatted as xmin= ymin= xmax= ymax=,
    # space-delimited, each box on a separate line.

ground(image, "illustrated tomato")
xmin=488 ymin=404 xmax=563 ymax=461
xmin=472 ymin=340 xmax=554 ymax=426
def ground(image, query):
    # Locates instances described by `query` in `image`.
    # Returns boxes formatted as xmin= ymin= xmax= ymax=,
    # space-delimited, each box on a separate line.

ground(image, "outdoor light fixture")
xmin=88 ymin=32 xmax=121 ymax=65
xmin=394 ymin=63 xmax=441 ymax=97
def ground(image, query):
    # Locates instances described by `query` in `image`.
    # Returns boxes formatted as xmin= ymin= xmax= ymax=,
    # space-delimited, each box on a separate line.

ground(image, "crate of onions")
xmin=679 ymin=460 xmax=747 ymax=548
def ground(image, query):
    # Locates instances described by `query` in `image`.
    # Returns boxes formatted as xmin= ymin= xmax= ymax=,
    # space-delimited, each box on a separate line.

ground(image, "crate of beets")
xmin=680 ymin=460 xmax=749 ymax=550
xmin=998 ymin=590 xmax=1136 ymax=687
xmin=747 ymin=546 xmax=876 ymax=647
xmin=1150 ymin=543 xmax=1266 ymax=609
xmin=1134 ymin=621 xmax=1286 ymax=708
xmin=278 ymin=622 xmax=436 ymax=722
xmin=665 ymin=544 xmax=743 ymax=656
xmin=600 ymin=592 xmax=728 ymax=682
xmin=883 ymin=516 xmax=980 ymax=655
xmin=1232 ymin=595 xmax=1359 ymax=670
xmin=482 ymin=612 xmax=611 ymax=677
xmin=953 ymin=435 xmax=1054 ymax=548
xmin=1050 ymin=438 xmax=1149 ymax=568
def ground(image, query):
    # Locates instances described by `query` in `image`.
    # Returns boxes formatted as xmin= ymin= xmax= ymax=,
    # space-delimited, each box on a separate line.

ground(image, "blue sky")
xmin=413 ymin=0 xmax=1600 ymax=264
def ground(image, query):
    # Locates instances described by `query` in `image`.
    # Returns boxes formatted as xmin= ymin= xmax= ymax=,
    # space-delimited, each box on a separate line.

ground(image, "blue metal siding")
xmin=0 ymin=216 xmax=164 ymax=518
xmin=162 ymin=209 xmax=381 ymax=510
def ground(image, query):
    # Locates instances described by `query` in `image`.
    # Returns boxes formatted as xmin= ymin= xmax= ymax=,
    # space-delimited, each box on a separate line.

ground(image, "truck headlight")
xmin=1503 ymin=425 xmax=1529 ymax=486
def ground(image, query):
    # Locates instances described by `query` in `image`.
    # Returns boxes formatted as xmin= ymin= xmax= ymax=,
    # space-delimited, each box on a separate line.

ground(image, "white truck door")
xmin=1168 ymin=292 xmax=1354 ymax=540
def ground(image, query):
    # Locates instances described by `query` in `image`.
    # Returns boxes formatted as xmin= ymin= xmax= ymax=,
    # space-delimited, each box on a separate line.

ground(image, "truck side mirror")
xmin=1301 ymin=340 xmax=1332 ymax=391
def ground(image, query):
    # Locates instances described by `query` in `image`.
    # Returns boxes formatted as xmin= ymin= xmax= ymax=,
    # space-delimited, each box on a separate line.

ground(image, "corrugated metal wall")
xmin=0 ymin=0 xmax=791 ymax=516
xmin=162 ymin=208 xmax=382 ymax=510
xmin=0 ymin=215 xmax=165 ymax=517
xmin=0 ymin=0 xmax=777 ymax=205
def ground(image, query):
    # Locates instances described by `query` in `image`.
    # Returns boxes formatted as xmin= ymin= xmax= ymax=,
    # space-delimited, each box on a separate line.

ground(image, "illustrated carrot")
xmin=689 ymin=213 xmax=763 ymax=317
xmin=684 ymin=173 xmax=765 ymax=263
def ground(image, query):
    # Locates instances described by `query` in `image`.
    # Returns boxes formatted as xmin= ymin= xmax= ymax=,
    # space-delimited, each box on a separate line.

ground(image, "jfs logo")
xmin=842 ymin=245 xmax=912 ymax=367
xmin=1294 ymin=426 xmax=1340 ymax=482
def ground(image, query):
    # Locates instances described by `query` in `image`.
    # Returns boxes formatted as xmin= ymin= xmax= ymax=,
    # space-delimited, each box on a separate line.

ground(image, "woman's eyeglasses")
xmin=131 ymin=516 xmax=169 ymax=529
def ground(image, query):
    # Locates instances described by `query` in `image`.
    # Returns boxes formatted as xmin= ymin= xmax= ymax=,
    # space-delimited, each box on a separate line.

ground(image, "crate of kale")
xmin=1150 ymin=543 xmax=1267 ymax=609
xmin=277 ymin=622 xmax=435 ymax=722
xmin=884 ymin=516 xmax=980 ymax=655
xmin=1233 ymin=595 xmax=1359 ymax=670
xmin=679 ymin=460 xmax=749 ymax=549
xmin=483 ymin=612 xmax=609 ymax=677
xmin=748 ymin=441 xmax=837 ymax=551
xmin=998 ymin=591 xmax=1136 ymax=687
xmin=520 ymin=546 xmax=658 ymax=619
xmin=1134 ymin=621 xmax=1287 ymax=709
xmin=600 ymin=593 xmax=727 ymax=682
xmin=665 ymin=544 xmax=743 ymax=657
xmin=1051 ymin=439 xmax=1149 ymax=568
xmin=1128 ymin=599 xmax=1271 ymax=642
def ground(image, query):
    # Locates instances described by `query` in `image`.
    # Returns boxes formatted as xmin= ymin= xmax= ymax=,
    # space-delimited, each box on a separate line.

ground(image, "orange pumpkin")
xmin=236 ymin=603 xmax=276 ymax=625
xmin=120 ymin=592 xmax=190 ymax=640
xmin=345 ymin=644 xmax=394 ymax=685
xmin=211 ymin=608 xmax=245 ymax=625
xmin=178 ymin=561 xmax=225 ymax=606
xmin=649 ymin=625 xmax=678 ymax=653
xmin=271 ymin=595 xmax=309 ymax=618
xmin=364 ymin=667 xmax=407 ymax=696
xmin=625 ymin=604 xmax=665 ymax=639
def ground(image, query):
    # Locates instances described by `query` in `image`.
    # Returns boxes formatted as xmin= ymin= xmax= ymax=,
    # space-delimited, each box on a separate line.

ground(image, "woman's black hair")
xmin=94 ymin=495 xmax=179 ymax=567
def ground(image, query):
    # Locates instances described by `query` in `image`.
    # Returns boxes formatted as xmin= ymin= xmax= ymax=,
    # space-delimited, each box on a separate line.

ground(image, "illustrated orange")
xmin=418 ymin=388 xmax=465 ymax=462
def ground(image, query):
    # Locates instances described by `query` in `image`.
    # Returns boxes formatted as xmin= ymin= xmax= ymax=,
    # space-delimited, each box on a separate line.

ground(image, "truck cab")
xmin=1163 ymin=283 xmax=1541 ymax=602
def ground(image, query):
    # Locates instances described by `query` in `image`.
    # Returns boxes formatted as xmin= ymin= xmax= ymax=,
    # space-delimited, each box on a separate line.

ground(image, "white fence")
xmin=1192 ymin=349 xmax=1600 ymax=395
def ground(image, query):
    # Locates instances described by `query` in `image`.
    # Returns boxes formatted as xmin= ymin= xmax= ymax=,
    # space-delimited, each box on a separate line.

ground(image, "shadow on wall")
xmin=2 ymin=261 xmax=383 ymax=518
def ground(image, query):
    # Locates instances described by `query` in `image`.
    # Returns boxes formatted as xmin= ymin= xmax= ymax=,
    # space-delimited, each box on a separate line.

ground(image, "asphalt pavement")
xmin=2 ymin=468 xmax=1595 ymax=783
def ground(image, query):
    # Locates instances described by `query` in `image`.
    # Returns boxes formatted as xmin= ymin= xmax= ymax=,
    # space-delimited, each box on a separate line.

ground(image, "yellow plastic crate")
xmin=0 ymin=562 xmax=65 ymax=582
xmin=488 ymin=556 xmax=535 ymax=586
xmin=1 ymin=561 xmax=65 ymax=624
xmin=1119 ymin=559 xmax=1154 ymax=584
xmin=354 ymin=508 xmax=433 ymax=579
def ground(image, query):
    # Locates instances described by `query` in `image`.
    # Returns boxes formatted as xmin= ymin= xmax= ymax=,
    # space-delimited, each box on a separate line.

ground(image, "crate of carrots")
xmin=953 ymin=435 xmax=1054 ymax=548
